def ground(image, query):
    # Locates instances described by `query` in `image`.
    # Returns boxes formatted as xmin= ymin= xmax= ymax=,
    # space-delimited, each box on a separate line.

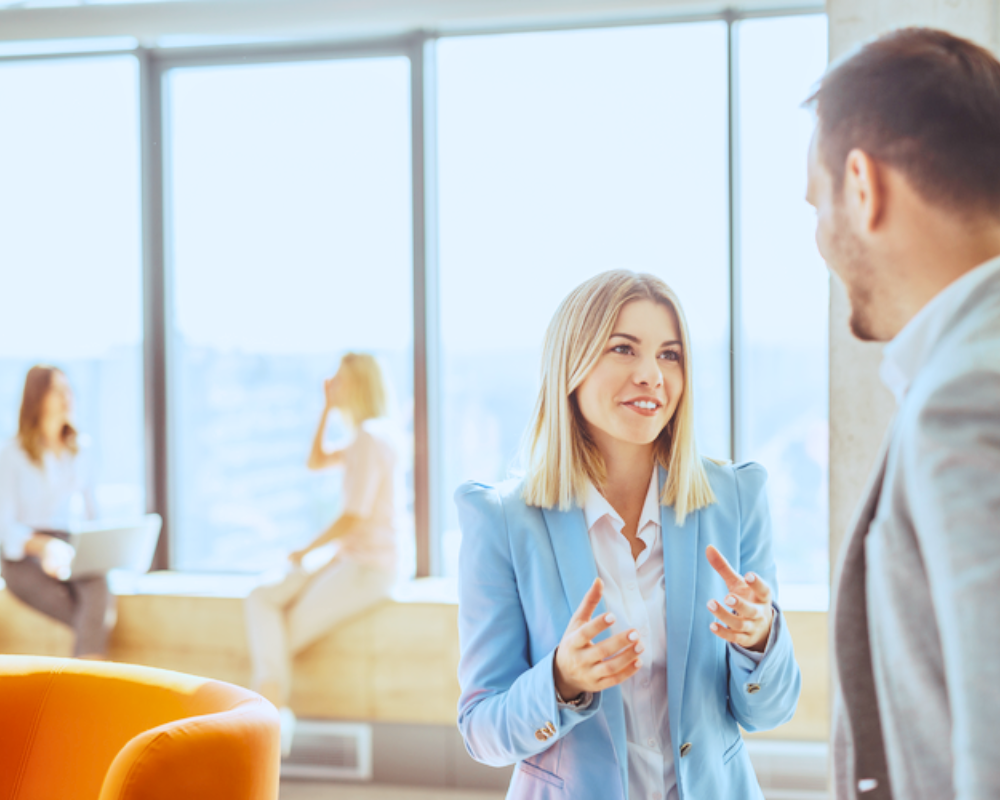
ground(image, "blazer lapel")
xmin=659 ymin=466 xmax=699 ymax=750
xmin=542 ymin=504 xmax=628 ymax=797
xmin=831 ymin=420 xmax=896 ymax=797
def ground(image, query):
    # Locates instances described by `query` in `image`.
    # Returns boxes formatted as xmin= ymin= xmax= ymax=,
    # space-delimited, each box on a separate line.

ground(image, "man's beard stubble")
xmin=829 ymin=204 xmax=882 ymax=342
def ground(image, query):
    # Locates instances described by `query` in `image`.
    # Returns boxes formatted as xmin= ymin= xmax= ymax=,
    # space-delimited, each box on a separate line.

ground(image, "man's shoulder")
xmin=913 ymin=280 xmax=1000 ymax=402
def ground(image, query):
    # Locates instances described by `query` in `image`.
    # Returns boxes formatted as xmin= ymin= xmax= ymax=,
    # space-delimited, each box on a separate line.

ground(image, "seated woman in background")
xmin=245 ymin=352 xmax=399 ymax=753
xmin=455 ymin=271 xmax=801 ymax=800
xmin=0 ymin=365 xmax=114 ymax=659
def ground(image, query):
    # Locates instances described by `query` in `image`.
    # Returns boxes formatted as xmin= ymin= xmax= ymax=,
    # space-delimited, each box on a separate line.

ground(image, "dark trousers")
xmin=1 ymin=556 xmax=114 ymax=657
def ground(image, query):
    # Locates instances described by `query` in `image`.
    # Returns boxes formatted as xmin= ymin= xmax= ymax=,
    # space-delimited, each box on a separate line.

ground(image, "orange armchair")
xmin=0 ymin=655 xmax=280 ymax=800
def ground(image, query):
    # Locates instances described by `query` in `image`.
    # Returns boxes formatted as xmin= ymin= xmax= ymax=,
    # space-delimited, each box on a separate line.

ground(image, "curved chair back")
xmin=0 ymin=655 xmax=280 ymax=800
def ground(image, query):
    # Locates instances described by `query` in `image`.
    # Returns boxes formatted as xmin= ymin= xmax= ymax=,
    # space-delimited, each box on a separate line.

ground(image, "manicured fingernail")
xmin=725 ymin=595 xmax=736 ymax=606
xmin=634 ymin=659 xmax=642 ymax=668
xmin=708 ymin=600 xmax=718 ymax=611
xmin=605 ymin=613 xmax=615 ymax=624
xmin=628 ymin=631 xmax=639 ymax=641
xmin=746 ymin=573 xmax=756 ymax=582
xmin=635 ymin=643 xmax=644 ymax=654
xmin=710 ymin=623 xmax=719 ymax=631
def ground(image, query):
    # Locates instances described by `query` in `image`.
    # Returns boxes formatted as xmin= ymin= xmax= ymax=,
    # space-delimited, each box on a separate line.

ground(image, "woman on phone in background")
xmin=0 ymin=365 xmax=113 ymax=659
xmin=455 ymin=271 xmax=801 ymax=799
xmin=244 ymin=352 xmax=399 ymax=754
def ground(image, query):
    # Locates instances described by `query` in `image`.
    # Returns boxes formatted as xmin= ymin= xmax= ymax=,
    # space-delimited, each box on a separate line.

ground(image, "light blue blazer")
xmin=455 ymin=460 xmax=801 ymax=800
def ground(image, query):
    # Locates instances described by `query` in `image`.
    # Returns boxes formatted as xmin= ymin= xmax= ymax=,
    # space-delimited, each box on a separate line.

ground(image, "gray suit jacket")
xmin=832 ymin=266 xmax=1000 ymax=800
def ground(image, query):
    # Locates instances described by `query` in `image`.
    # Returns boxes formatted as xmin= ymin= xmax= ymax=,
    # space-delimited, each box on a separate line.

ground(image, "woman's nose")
xmin=634 ymin=358 xmax=663 ymax=387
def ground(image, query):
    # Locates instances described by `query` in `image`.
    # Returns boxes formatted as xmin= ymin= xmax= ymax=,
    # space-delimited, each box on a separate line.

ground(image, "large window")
xmin=0 ymin=12 xmax=831 ymax=606
xmin=0 ymin=55 xmax=145 ymax=520
xmin=738 ymin=14 xmax=829 ymax=607
xmin=437 ymin=23 xmax=730 ymax=577
xmin=166 ymin=57 xmax=414 ymax=574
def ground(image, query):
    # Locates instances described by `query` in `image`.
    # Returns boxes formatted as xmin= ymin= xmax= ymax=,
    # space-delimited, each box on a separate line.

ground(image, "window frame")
xmin=0 ymin=5 xmax=827 ymax=582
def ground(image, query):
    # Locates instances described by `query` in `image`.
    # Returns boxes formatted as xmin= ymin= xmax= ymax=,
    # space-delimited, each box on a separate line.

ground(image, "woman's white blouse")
xmin=0 ymin=438 xmax=96 ymax=561
xmin=579 ymin=471 xmax=768 ymax=800
xmin=584 ymin=471 xmax=677 ymax=800
xmin=335 ymin=420 xmax=399 ymax=573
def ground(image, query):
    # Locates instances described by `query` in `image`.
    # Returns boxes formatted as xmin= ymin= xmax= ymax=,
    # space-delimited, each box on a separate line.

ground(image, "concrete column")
xmin=826 ymin=0 xmax=1000 ymax=568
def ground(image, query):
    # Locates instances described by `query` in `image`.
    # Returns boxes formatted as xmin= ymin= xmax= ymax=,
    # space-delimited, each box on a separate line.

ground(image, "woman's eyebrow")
xmin=609 ymin=332 xmax=682 ymax=347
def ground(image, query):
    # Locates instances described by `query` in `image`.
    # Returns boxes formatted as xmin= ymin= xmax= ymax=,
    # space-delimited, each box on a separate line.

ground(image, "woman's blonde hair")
xmin=522 ymin=270 xmax=716 ymax=524
xmin=337 ymin=352 xmax=388 ymax=426
xmin=18 ymin=365 xmax=78 ymax=467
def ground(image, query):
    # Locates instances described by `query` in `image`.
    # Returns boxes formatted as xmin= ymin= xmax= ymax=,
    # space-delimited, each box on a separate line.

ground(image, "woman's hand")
xmin=323 ymin=376 xmax=339 ymax=410
xmin=40 ymin=538 xmax=75 ymax=581
xmin=705 ymin=545 xmax=774 ymax=652
xmin=553 ymin=578 xmax=643 ymax=701
xmin=288 ymin=548 xmax=308 ymax=567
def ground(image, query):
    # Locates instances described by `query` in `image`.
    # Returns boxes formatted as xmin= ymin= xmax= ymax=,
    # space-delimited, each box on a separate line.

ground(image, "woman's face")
xmin=41 ymin=372 xmax=73 ymax=432
xmin=575 ymin=299 xmax=684 ymax=450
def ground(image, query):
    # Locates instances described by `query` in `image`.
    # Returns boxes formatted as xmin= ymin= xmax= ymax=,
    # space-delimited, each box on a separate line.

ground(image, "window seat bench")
xmin=0 ymin=573 xmax=461 ymax=725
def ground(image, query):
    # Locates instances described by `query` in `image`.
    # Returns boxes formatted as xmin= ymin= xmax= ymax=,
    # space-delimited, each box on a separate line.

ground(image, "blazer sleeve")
xmin=907 ymin=358 xmax=1000 ymax=799
xmin=455 ymin=482 xmax=602 ymax=767
xmin=725 ymin=462 xmax=802 ymax=732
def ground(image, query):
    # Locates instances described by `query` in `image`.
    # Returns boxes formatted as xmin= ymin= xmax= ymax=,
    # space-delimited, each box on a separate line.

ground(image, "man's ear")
xmin=843 ymin=148 xmax=885 ymax=234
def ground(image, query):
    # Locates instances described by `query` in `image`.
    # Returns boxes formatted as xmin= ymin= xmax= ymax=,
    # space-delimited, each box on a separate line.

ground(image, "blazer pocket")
xmin=519 ymin=761 xmax=565 ymax=789
xmin=722 ymin=736 xmax=745 ymax=765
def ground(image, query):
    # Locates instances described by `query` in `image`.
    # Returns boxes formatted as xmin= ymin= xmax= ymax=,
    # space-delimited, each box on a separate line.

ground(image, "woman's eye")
xmin=611 ymin=344 xmax=633 ymax=355
xmin=659 ymin=350 xmax=681 ymax=362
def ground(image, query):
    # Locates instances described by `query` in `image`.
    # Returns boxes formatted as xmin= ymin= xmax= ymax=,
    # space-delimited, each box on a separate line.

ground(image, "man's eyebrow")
xmin=609 ymin=332 xmax=682 ymax=347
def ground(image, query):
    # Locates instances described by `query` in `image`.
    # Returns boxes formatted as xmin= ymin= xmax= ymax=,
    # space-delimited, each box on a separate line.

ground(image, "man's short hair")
xmin=808 ymin=27 xmax=1000 ymax=217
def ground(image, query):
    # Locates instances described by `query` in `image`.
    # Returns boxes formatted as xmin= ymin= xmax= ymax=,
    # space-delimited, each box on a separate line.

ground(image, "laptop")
xmin=63 ymin=514 xmax=163 ymax=579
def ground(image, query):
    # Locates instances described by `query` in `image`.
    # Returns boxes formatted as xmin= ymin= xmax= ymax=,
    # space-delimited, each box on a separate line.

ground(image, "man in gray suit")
xmin=805 ymin=28 xmax=1000 ymax=800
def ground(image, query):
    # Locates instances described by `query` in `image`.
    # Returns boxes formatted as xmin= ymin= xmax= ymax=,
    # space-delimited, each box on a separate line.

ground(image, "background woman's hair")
xmin=337 ymin=352 xmax=388 ymax=426
xmin=18 ymin=365 xmax=78 ymax=467
xmin=807 ymin=27 xmax=1000 ymax=218
xmin=521 ymin=270 xmax=716 ymax=524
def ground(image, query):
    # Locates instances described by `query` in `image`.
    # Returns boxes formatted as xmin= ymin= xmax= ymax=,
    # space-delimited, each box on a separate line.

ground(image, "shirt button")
xmin=680 ymin=742 xmax=692 ymax=757
xmin=647 ymin=738 xmax=656 ymax=747
xmin=642 ymin=679 xmax=651 ymax=688
xmin=746 ymin=683 xmax=761 ymax=694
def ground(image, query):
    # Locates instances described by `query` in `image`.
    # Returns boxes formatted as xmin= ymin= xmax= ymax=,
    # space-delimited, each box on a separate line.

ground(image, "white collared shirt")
xmin=881 ymin=254 xmax=1000 ymax=402
xmin=0 ymin=438 xmax=96 ymax=561
xmin=584 ymin=470 xmax=676 ymax=800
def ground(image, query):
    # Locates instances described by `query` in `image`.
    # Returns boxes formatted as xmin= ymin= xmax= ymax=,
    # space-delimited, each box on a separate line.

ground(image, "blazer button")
xmin=545 ymin=721 xmax=556 ymax=735
xmin=535 ymin=730 xmax=548 ymax=741
xmin=746 ymin=683 xmax=761 ymax=694
xmin=679 ymin=742 xmax=692 ymax=758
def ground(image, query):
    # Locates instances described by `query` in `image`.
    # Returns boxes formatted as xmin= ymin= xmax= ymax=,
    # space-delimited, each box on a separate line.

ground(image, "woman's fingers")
xmin=705 ymin=545 xmax=745 ymax=592
xmin=571 ymin=610 xmax=616 ymax=648
xmin=592 ymin=629 xmax=642 ymax=662
xmin=707 ymin=598 xmax=749 ymax=633
xmin=595 ymin=650 xmax=643 ymax=687
xmin=708 ymin=620 xmax=745 ymax=645
xmin=568 ymin=578 xmax=604 ymax=629
xmin=745 ymin=571 xmax=773 ymax=605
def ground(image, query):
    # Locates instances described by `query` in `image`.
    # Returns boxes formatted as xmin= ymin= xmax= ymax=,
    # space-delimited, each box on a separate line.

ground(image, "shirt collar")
xmin=880 ymin=254 xmax=1000 ymax=403
xmin=583 ymin=467 xmax=661 ymax=534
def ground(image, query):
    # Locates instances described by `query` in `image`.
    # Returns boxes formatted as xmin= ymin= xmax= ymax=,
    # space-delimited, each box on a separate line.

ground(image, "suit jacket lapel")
xmin=542 ymin=504 xmax=628 ymax=797
xmin=659 ymin=466 xmax=699 ymax=749
xmin=831 ymin=419 xmax=896 ymax=798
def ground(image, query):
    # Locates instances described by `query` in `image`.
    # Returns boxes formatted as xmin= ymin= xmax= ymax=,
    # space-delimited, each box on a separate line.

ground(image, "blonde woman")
xmin=0 ymin=365 xmax=113 ymax=659
xmin=455 ymin=271 xmax=801 ymax=799
xmin=245 ymin=353 xmax=398 ymax=752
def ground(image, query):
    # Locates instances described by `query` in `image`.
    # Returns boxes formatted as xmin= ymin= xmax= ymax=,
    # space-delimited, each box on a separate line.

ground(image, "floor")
xmin=280 ymin=783 xmax=504 ymax=800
